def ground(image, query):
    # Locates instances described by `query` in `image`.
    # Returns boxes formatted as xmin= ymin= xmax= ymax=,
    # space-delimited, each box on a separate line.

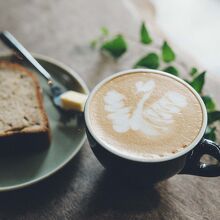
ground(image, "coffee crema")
xmin=88 ymin=72 xmax=204 ymax=159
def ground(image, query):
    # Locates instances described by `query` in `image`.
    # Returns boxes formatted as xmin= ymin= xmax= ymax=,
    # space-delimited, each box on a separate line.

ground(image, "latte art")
xmin=104 ymin=80 xmax=187 ymax=136
xmin=88 ymin=72 xmax=203 ymax=159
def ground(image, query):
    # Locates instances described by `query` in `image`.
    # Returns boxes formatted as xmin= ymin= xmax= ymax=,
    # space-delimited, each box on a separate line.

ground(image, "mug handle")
xmin=180 ymin=139 xmax=220 ymax=176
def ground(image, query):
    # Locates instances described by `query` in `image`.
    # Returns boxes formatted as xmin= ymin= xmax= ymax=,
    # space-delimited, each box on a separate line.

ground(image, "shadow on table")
xmin=83 ymin=170 xmax=166 ymax=218
xmin=0 ymin=149 xmax=83 ymax=215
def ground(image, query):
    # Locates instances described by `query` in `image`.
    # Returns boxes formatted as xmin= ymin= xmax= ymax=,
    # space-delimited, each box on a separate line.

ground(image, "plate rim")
xmin=0 ymin=52 xmax=89 ymax=192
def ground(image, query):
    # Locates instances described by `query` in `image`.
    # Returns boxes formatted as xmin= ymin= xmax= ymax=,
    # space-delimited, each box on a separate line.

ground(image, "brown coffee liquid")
xmin=88 ymin=72 xmax=204 ymax=159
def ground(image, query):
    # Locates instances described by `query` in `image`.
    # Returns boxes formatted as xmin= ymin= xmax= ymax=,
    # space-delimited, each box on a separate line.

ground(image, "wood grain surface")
xmin=0 ymin=0 xmax=220 ymax=219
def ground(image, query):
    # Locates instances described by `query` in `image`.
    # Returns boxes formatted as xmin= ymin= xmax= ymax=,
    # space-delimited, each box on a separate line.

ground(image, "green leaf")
xmin=134 ymin=53 xmax=159 ymax=69
xmin=100 ymin=27 xmax=109 ymax=36
xmin=162 ymin=41 xmax=176 ymax=63
xmin=190 ymin=71 xmax=206 ymax=93
xmin=163 ymin=66 xmax=179 ymax=76
xmin=202 ymin=96 xmax=216 ymax=112
xmin=190 ymin=67 xmax=198 ymax=77
xmin=208 ymin=111 xmax=220 ymax=125
xmin=140 ymin=22 xmax=152 ymax=44
xmin=101 ymin=35 xmax=127 ymax=58
xmin=204 ymin=126 xmax=216 ymax=141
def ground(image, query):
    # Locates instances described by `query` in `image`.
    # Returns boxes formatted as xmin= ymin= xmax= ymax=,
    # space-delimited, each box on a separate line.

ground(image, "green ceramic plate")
xmin=0 ymin=53 xmax=89 ymax=192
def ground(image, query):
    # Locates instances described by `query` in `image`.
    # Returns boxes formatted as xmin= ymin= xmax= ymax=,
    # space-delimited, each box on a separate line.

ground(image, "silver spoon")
xmin=0 ymin=31 xmax=87 ymax=112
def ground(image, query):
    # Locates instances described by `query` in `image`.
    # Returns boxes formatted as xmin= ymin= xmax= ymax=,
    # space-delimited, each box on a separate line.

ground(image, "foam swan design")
xmin=104 ymin=80 xmax=187 ymax=136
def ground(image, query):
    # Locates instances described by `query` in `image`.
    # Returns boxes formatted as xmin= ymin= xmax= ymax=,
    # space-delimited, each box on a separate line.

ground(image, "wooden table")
xmin=0 ymin=0 xmax=219 ymax=219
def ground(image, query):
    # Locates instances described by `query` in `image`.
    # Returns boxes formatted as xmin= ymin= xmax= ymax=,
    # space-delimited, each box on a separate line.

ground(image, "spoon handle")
xmin=0 ymin=31 xmax=53 ymax=85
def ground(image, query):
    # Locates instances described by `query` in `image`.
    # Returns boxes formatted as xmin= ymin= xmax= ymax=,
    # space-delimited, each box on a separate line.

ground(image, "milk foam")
xmin=89 ymin=72 xmax=203 ymax=159
xmin=104 ymin=80 xmax=188 ymax=136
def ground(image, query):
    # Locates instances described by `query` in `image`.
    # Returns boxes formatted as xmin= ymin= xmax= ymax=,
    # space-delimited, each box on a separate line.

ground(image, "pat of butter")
xmin=60 ymin=91 xmax=88 ymax=112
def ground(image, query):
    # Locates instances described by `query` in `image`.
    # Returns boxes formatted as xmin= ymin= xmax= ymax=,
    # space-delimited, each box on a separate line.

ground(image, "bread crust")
xmin=0 ymin=61 xmax=50 ymax=149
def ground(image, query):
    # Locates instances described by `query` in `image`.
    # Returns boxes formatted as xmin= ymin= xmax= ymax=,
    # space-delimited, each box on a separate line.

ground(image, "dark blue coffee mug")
xmin=84 ymin=69 xmax=220 ymax=185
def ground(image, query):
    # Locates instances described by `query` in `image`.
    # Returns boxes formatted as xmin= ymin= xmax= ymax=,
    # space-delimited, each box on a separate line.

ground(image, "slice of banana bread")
xmin=0 ymin=61 xmax=50 ymax=151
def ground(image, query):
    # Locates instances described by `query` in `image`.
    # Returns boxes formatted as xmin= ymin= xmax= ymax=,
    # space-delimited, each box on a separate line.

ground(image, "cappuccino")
xmin=88 ymin=71 xmax=204 ymax=160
